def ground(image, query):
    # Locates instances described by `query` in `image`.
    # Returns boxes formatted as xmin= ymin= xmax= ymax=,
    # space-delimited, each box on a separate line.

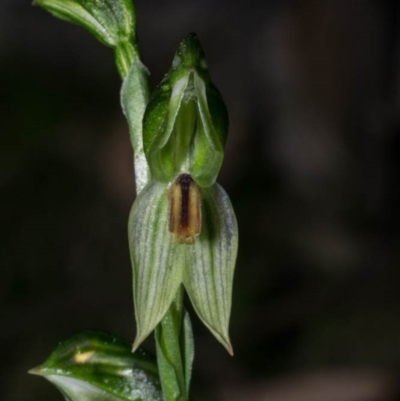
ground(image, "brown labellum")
xmin=168 ymin=174 xmax=202 ymax=244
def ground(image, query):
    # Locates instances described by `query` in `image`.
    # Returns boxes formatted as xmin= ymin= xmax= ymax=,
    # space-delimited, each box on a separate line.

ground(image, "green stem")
xmin=155 ymin=287 xmax=194 ymax=401
xmin=115 ymin=41 xmax=137 ymax=79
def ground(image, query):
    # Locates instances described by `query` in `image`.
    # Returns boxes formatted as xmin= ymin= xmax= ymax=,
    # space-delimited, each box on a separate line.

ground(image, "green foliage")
xmin=35 ymin=0 xmax=138 ymax=77
xmin=34 ymin=0 xmax=136 ymax=47
xmin=30 ymin=331 xmax=162 ymax=401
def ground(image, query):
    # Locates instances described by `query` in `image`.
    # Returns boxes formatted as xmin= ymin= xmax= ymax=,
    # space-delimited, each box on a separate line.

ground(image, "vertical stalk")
xmin=115 ymin=41 xmax=137 ymax=78
xmin=155 ymin=287 xmax=194 ymax=401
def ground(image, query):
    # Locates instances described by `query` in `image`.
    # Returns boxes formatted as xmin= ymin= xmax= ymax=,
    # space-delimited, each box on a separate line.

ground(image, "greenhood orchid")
xmin=127 ymin=34 xmax=238 ymax=354
xmin=32 ymin=1 xmax=239 ymax=400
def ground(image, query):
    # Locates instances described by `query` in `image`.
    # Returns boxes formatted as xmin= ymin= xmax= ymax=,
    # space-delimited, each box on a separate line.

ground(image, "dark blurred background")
xmin=2 ymin=0 xmax=400 ymax=400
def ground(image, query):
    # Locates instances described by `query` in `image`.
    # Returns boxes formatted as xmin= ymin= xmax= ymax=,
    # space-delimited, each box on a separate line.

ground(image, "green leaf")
xmin=34 ymin=0 xmax=138 ymax=77
xmin=121 ymin=57 xmax=150 ymax=193
xmin=142 ymin=33 xmax=228 ymax=187
xmin=183 ymin=183 xmax=238 ymax=355
xmin=34 ymin=0 xmax=136 ymax=47
xmin=29 ymin=330 xmax=162 ymax=401
xmin=129 ymin=181 xmax=185 ymax=350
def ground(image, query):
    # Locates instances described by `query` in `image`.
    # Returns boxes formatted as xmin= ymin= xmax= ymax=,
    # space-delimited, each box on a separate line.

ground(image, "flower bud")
xmin=143 ymin=33 xmax=228 ymax=188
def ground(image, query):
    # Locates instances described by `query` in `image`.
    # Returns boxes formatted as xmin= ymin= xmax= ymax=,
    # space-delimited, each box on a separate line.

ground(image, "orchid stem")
xmin=155 ymin=287 xmax=194 ymax=401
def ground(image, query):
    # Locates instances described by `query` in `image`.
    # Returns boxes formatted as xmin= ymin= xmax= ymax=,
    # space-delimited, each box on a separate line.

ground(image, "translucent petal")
xmin=182 ymin=183 xmax=238 ymax=354
xmin=128 ymin=181 xmax=185 ymax=350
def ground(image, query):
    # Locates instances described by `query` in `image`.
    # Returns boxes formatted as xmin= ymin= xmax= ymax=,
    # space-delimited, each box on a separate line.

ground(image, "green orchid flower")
xmin=32 ymin=1 xmax=239 ymax=400
xmin=128 ymin=34 xmax=238 ymax=355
